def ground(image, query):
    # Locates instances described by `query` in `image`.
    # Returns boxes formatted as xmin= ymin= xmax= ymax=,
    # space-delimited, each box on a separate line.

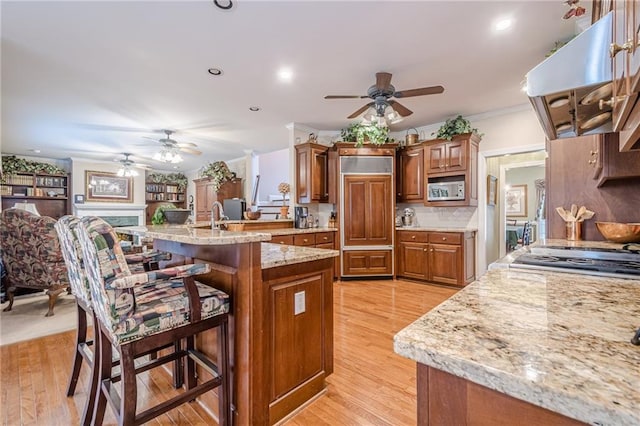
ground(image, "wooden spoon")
xmin=575 ymin=206 xmax=587 ymax=221
xmin=570 ymin=204 xmax=578 ymax=220
xmin=555 ymin=207 xmax=570 ymax=222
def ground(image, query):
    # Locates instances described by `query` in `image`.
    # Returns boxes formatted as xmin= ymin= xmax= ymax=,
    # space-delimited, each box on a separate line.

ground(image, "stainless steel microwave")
xmin=427 ymin=181 xmax=465 ymax=201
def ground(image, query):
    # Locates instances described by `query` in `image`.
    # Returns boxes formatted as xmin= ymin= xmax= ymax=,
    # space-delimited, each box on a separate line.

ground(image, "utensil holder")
xmin=566 ymin=221 xmax=582 ymax=241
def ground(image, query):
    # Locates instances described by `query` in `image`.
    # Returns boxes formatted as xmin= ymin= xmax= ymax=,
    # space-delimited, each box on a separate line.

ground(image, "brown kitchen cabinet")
xmin=590 ymin=132 xmax=640 ymax=185
xmin=610 ymin=1 xmax=640 ymax=149
xmin=295 ymin=142 xmax=329 ymax=203
xmin=396 ymin=230 xmax=476 ymax=287
xmin=547 ymin=133 xmax=640 ymax=240
xmin=397 ymin=144 xmax=425 ymax=202
xmin=424 ymin=133 xmax=480 ymax=207
xmin=194 ymin=177 xmax=242 ymax=222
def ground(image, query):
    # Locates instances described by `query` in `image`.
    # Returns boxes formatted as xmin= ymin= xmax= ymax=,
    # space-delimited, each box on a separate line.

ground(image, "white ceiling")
xmin=1 ymin=0 xmax=581 ymax=173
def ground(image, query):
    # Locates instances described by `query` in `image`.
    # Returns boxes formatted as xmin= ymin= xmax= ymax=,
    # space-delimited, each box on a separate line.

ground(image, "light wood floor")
xmin=0 ymin=279 xmax=456 ymax=425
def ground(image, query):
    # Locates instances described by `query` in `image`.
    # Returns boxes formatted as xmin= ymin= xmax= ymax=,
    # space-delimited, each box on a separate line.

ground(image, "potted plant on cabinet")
xmin=433 ymin=115 xmax=482 ymax=140
xmin=200 ymin=161 xmax=235 ymax=191
xmin=340 ymin=122 xmax=389 ymax=147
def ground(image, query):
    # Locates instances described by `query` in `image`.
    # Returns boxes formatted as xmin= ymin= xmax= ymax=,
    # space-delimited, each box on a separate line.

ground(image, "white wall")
xmin=256 ymin=148 xmax=289 ymax=202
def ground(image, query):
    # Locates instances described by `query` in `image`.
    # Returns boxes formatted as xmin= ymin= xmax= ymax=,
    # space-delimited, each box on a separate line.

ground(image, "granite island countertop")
xmin=394 ymin=265 xmax=640 ymax=425
xmin=115 ymin=224 xmax=271 ymax=245
xmin=261 ymin=243 xmax=338 ymax=269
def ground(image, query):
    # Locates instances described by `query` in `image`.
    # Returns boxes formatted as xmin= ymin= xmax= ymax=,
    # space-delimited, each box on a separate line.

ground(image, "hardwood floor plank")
xmin=0 ymin=278 xmax=455 ymax=426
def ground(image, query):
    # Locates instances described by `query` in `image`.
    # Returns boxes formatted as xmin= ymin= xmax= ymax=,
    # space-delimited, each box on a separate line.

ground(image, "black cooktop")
xmin=513 ymin=253 xmax=640 ymax=276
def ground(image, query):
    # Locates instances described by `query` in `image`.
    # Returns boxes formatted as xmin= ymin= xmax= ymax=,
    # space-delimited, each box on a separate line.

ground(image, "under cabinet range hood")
xmin=526 ymin=12 xmax=614 ymax=141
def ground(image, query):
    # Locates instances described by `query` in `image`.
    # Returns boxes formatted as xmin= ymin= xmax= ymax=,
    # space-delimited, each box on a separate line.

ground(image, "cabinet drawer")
xmin=428 ymin=232 xmax=461 ymax=245
xmin=314 ymin=232 xmax=334 ymax=245
xmin=272 ymin=235 xmax=294 ymax=245
xmin=397 ymin=230 xmax=429 ymax=243
xmin=294 ymin=234 xmax=316 ymax=246
xmin=315 ymin=242 xmax=334 ymax=250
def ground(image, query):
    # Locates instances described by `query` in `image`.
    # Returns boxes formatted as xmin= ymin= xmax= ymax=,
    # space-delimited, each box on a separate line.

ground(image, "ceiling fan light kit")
xmin=325 ymin=71 xmax=444 ymax=127
xmin=153 ymin=148 xmax=184 ymax=163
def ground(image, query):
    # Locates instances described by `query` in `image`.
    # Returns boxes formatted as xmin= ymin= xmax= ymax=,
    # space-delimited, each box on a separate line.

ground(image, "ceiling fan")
xmin=144 ymin=130 xmax=203 ymax=163
xmin=114 ymin=153 xmax=151 ymax=176
xmin=324 ymin=71 xmax=444 ymax=121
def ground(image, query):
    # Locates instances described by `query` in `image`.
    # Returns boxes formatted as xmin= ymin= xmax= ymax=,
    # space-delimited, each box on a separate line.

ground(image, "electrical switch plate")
xmin=294 ymin=291 xmax=305 ymax=315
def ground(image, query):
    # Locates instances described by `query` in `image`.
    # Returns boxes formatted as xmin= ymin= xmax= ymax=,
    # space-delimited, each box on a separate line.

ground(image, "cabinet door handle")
xmin=411 ymin=235 xmax=416 ymax=239
xmin=445 ymin=163 xmax=450 ymax=167
xmin=442 ymin=237 xmax=447 ymax=241
xmin=610 ymin=39 xmax=634 ymax=57
xmin=430 ymin=248 xmax=434 ymax=252
xmin=590 ymin=150 xmax=599 ymax=156
xmin=588 ymin=159 xmax=596 ymax=165
xmin=408 ymin=153 xmax=420 ymax=157
xmin=423 ymin=248 xmax=428 ymax=252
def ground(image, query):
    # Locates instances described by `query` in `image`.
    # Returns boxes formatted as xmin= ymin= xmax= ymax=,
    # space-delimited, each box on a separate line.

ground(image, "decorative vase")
xmin=279 ymin=206 xmax=289 ymax=218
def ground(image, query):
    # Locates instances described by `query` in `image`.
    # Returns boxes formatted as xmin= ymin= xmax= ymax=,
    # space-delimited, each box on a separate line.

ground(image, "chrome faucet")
xmin=211 ymin=201 xmax=228 ymax=230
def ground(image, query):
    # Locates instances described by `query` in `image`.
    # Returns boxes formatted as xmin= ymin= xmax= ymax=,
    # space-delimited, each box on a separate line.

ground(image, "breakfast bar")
xmin=394 ymin=241 xmax=640 ymax=425
xmin=118 ymin=225 xmax=338 ymax=425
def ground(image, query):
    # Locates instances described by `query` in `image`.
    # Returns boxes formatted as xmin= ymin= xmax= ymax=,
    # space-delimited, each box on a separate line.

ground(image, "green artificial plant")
xmin=433 ymin=115 xmax=481 ymax=141
xmin=147 ymin=172 xmax=188 ymax=190
xmin=151 ymin=203 xmax=177 ymax=225
xmin=200 ymin=161 xmax=235 ymax=191
xmin=1 ymin=155 xmax=67 ymax=183
xmin=340 ymin=122 xmax=389 ymax=147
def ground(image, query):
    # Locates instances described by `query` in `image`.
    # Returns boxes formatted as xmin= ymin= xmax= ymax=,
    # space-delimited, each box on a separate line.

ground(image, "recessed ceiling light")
xmin=208 ymin=68 xmax=223 ymax=76
xmin=277 ymin=67 xmax=294 ymax=82
xmin=249 ymin=106 xmax=261 ymax=112
xmin=494 ymin=18 xmax=512 ymax=32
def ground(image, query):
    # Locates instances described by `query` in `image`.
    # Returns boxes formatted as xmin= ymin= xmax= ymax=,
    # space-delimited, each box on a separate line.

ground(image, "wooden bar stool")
xmin=75 ymin=216 xmax=230 ymax=425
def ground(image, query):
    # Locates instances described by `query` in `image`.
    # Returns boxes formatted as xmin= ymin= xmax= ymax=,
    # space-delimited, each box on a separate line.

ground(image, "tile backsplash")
xmin=397 ymin=204 xmax=478 ymax=229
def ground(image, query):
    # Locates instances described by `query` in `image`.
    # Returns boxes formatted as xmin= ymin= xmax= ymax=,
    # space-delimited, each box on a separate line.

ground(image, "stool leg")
xmin=92 ymin=326 xmax=111 ymax=426
xmin=184 ymin=336 xmax=196 ymax=391
xmin=120 ymin=345 xmax=138 ymax=425
xmin=173 ymin=339 xmax=183 ymax=389
xmin=67 ymin=303 xmax=86 ymax=396
xmin=81 ymin=311 xmax=100 ymax=426
xmin=218 ymin=319 xmax=230 ymax=426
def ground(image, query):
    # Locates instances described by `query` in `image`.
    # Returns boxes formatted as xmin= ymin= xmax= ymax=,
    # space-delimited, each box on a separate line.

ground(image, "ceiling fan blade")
xmin=179 ymin=147 xmax=202 ymax=155
xmin=388 ymin=100 xmax=413 ymax=117
xmin=325 ymin=95 xmax=364 ymax=99
xmin=394 ymin=85 xmax=445 ymax=98
xmin=134 ymin=163 xmax=152 ymax=169
xmin=375 ymin=72 xmax=393 ymax=91
xmin=347 ymin=102 xmax=375 ymax=119
xmin=176 ymin=142 xmax=198 ymax=148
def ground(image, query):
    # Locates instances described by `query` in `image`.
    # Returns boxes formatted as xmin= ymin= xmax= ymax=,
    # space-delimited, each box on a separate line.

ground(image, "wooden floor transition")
xmin=0 ymin=279 xmax=457 ymax=425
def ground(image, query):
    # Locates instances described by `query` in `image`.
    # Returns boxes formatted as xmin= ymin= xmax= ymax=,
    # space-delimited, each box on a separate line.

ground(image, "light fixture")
xmin=494 ymin=17 xmax=513 ymax=32
xmin=360 ymin=102 xmax=403 ymax=127
xmin=13 ymin=202 xmax=40 ymax=216
xmin=277 ymin=67 xmax=294 ymax=82
xmin=208 ymin=67 xmax=223 ymax=76
xmin=153 ymin=147 xmax=183 ymax=163
xmin=117 ymin=165 xmax=139 ymax=177
xmin=249 ymin=106 xmax=261 ymax=111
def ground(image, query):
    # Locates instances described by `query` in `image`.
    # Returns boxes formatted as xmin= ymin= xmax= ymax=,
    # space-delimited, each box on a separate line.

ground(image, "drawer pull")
xmin=442 ymin=237 xmax=446 ymax=241
xmin=423 ymin=248 xmax=428 ymax=252
xmin=411 ymin=235 xmax=416 ymax=239
xmin=323 ymin=237 xmax=328 ymax=240
xmin=303 ymin=238 xmax=308 ymax=243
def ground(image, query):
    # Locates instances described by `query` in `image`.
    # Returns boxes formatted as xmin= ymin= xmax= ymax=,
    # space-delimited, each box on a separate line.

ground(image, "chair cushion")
xmin=114 ymin=280 xmax=230 ymax=344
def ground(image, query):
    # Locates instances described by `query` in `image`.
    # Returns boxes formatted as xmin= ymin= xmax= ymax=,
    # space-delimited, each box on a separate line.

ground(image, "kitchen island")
xmin=117 ymin=225 xmax=338 ymax=425
xmin=394 ymin=241 xmax=640 ymax=425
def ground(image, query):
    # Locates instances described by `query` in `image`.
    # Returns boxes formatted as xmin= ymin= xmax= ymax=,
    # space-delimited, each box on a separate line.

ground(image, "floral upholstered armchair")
xmin=0 ymin=208 xmax=69 ymax=316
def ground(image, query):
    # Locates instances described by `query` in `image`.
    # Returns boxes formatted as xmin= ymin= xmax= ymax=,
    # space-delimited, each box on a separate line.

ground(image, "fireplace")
xmin=73 ymin=203 xmax=147 ymax=226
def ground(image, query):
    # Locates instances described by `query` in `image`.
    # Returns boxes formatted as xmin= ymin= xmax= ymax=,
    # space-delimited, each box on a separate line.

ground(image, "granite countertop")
xmin=261 ymin=242 xmax=339 ymax=269
xmin=395 ymin=254 xmax=640 ymax=424
xmin=115 ymin=225 xmax=271 ymax=245
xmin=395 ymin=226 xmax=477 ymax=232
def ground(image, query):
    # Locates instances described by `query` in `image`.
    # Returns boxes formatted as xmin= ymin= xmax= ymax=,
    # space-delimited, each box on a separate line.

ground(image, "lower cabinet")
xmin=342 ymin=250 xmax=393 ymax=276
xmin=396 ymin=230 xmax=475 ymax=287
xmin=271 ymin=231 xmax=338 ymax=278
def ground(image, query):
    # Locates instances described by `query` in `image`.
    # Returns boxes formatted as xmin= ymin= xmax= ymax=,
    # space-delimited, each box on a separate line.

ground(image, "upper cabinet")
xmin=609 ymin=1 xmax=640 ymax=151
xmin=397 ymin=145 xmax=424 ymax=202
xmin=424 ymin=133 xmax=480 ymax=207
xmin=425 ymin=138 xmax=468 ymax=174
xmin=295 ymin=142 xmax=329 ymax=203
xmin=590 ymin=132 xmax=640 ymax=186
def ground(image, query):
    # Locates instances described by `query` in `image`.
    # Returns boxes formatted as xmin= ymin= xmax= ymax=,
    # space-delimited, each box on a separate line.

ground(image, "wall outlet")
xmin=294 ymin=291 xmax=305 ymax=315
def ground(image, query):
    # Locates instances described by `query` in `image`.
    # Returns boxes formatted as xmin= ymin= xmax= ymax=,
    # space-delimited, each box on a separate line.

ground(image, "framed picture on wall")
xmin=506 ymin=184 xmax=527 ymax=217
xmin=85 ymin=170 xmax=133 ymax=203
xmin=487 ymin=175 xmax=497 ymax=206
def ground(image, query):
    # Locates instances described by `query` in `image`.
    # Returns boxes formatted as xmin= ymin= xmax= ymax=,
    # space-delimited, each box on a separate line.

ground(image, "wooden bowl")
xmin=243 ymin=210 xmax=261 ymax=220
xmin=595 ymin=221 xmax=640 ymax=243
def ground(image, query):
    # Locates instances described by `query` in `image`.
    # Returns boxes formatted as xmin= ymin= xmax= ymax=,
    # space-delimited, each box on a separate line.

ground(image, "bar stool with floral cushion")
xmin=75 ymin=216 xmax=231 ymax=425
